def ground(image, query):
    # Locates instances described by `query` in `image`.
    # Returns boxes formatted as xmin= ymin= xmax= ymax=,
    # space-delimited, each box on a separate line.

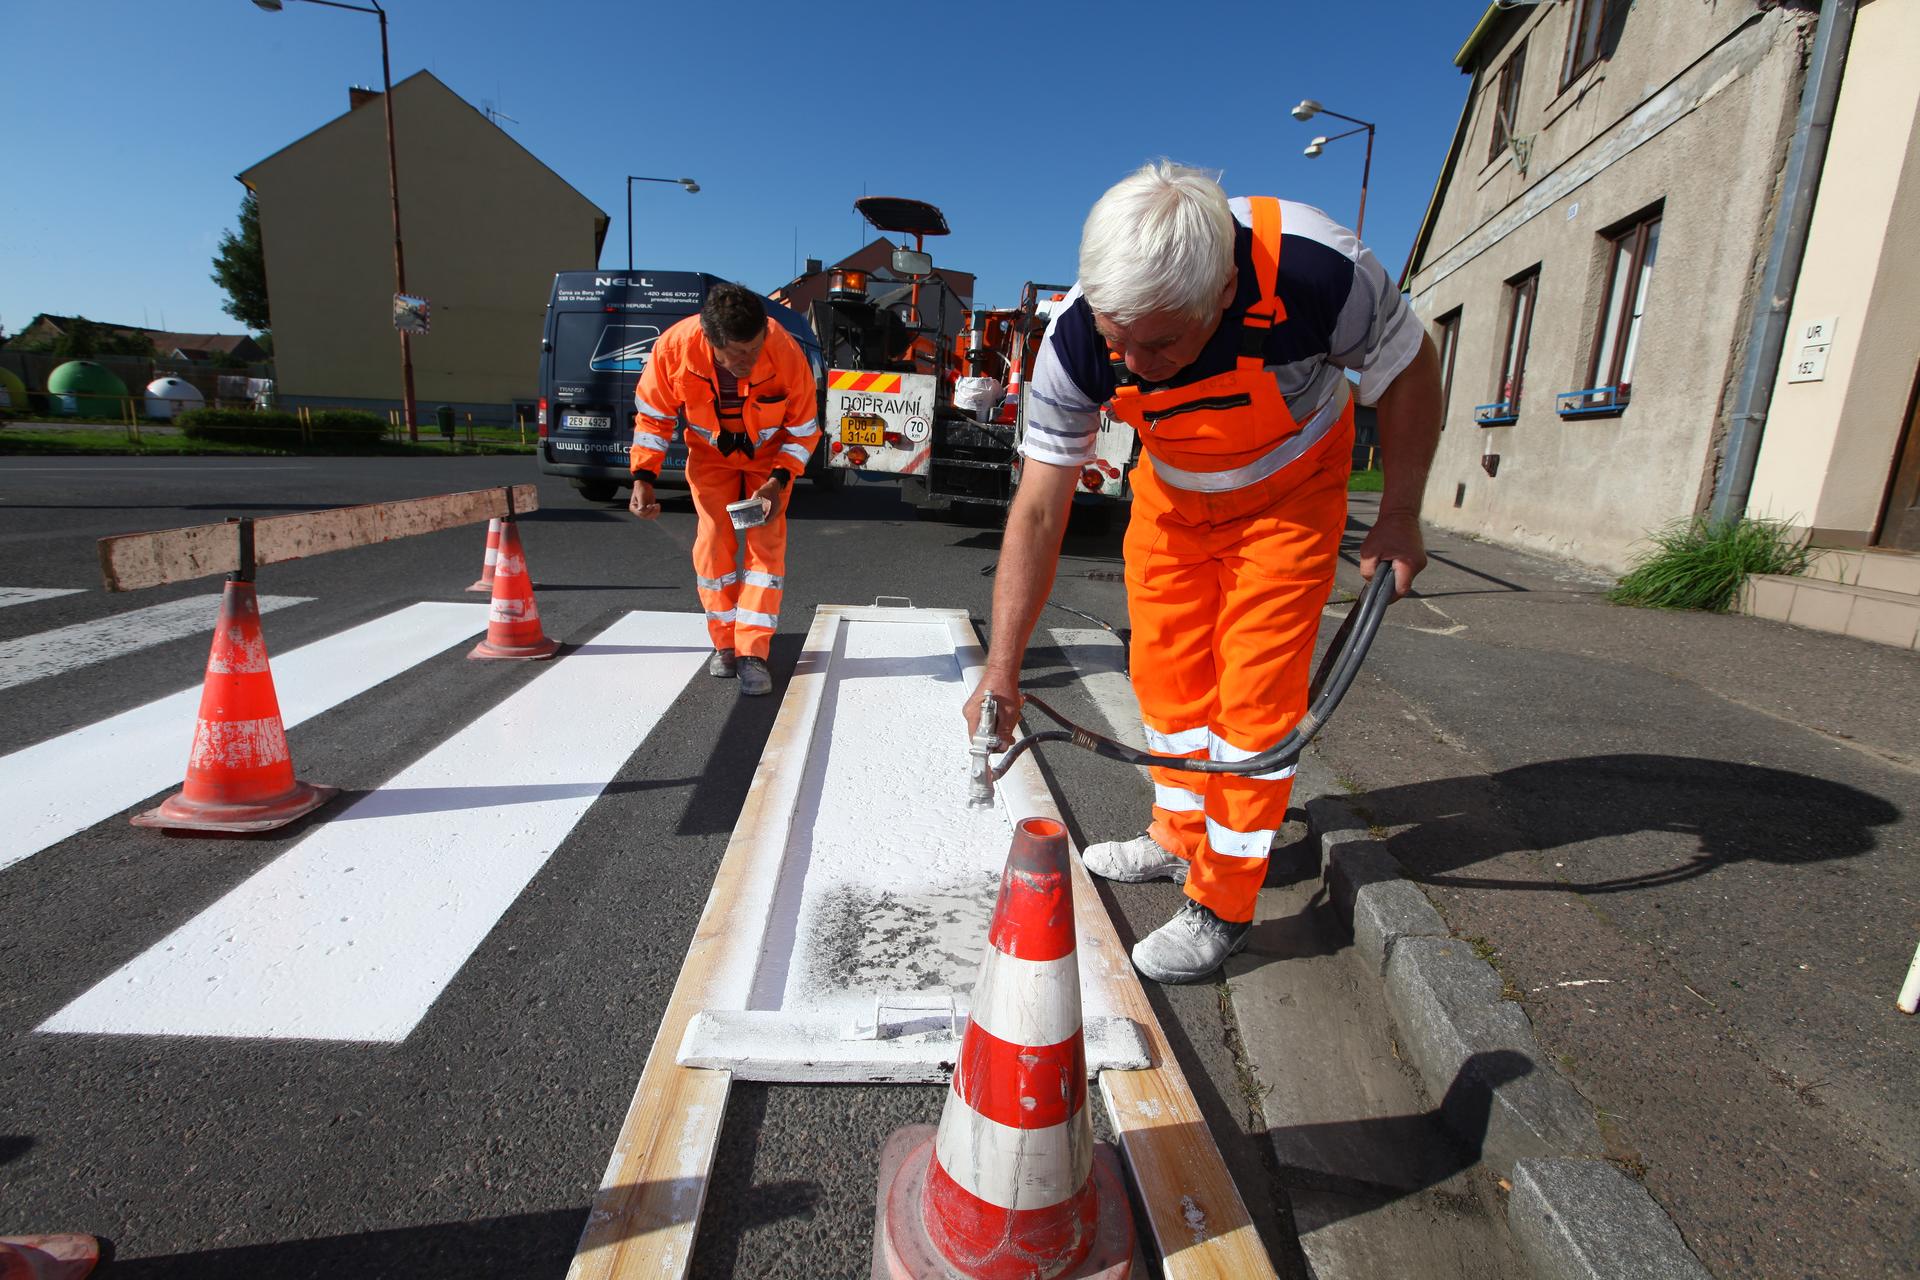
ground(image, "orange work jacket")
xmin=629 ymin=313 xmax=821 ymax=479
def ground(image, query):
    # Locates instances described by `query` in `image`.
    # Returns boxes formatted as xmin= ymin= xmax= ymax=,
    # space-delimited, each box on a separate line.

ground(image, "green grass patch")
xmin=1609 ymin=515 xmax=1810 ymax=612
xmin=1348 ymin=468 xmax=1384 ymax=493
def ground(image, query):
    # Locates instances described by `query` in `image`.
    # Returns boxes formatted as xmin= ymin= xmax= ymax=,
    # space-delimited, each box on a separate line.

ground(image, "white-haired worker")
xmin=965 ymin=162 xmax=1440 ymax=983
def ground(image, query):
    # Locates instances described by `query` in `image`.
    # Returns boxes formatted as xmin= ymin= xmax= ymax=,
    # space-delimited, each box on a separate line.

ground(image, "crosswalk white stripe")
xmin=39 ymin=610 xmax=713 ymax=1043
xmin=0 ymin=587 xmax=85 ymax=609
xmin=0 ymin=602 xmax=488 ymax=873
xmin=0 ymin=594 xmax=312 ymax=693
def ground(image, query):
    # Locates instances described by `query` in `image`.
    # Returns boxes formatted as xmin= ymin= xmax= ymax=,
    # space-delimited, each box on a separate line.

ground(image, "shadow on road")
xmin=1357 ymin=754 xmax=1901 ymax=893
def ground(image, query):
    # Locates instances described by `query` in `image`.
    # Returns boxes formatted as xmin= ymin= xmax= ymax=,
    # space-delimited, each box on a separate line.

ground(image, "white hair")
xmin=1078 ymin=161 xmax=1235 ymax=326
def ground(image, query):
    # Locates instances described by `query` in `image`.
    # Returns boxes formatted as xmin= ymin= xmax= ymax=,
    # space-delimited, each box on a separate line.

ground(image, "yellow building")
xmin=242 ymin=72 xmax=607 ymax=423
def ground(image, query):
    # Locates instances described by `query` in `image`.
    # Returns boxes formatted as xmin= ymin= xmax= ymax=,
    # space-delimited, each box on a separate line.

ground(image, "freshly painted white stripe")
xmin=1204 ymin=816 xmax=1275 ymax=861
xmin=934 ymin=1098 xmax=1092 ymax=1211
xmin=1209 ymin=732 xmax=1296 ymax=782
xmin=969 ymin=949 xmax=1083 ymax=1049
xmin=0 ymin=594 xmax=311 ymax=693
xmin=0 ymin=602 xmax=487 ymax=872
xmin=0 ymin=587 xmax=85 ymax=609
xmin=1153 ymin=781 xmax=1206 ymax=812
xmin=736 ymin=608 xmax=777 ymax=630
xmin=741 ymin=570 xmax=782 ymax=590
xmin=1145 ymin=723 xmax=1209 ymax=755
xmin=41 ymin=610 xmax=712 ymax=1042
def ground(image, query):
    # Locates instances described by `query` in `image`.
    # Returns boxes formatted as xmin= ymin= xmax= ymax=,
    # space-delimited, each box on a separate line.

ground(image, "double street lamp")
xmin=253 ymin=0 xmax=418 ymax=441
xmin=626 ymin=175 xmax=701 ymax=274
xmin=1293 ymin=98 xmax=1376 ymax=239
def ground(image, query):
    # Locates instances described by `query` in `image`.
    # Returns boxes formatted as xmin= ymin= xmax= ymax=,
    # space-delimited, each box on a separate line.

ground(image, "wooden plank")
xmin=97 ymin=484 xmax=540 ymax=591
xmin=567 ymin=607 xmax=846 ymax=1280
xmin=946 ymin=616 xmax=1277 ymax=1279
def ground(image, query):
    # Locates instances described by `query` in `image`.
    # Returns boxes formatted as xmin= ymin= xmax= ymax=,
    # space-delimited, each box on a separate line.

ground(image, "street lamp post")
xmin=625 ymin=175 xmax=700 ymax=274
xmin=1292 ymin=99 xmax=1375 ymax=239
xmin=253 ymin=0 xmax=418 ymax=440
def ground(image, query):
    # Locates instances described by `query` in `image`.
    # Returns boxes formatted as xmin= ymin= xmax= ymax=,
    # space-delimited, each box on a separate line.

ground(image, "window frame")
xmin=1586 ymin=212 xmax=1661 ymax=403
xmin=1499 ymin=269 xmax=1540 ymax=416
xmin=1435 ymin=308 xmax=1462 ymax=429
xmin=1562 ymin=0 xmax=1619 ymax=89
xmin=1489 ymin=39 xmax=1528 ymax=165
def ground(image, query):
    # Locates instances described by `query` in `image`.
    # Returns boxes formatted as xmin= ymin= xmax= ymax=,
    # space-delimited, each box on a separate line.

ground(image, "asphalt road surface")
xmin=0 ymin=456 xmax=1286 ymax=1279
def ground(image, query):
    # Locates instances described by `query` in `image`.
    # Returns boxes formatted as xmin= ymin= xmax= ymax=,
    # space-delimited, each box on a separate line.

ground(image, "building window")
xmin=1435 ymin=309 xmax=1462 ymax=429
xmin=1564 ymin=0 xmax=1622 ymax=88
xmin=1489 ymin=40 xmax=1527 ymax=164
xmin=1588 ymin=212 xmax=1661 ymax=403
xmin=1499 ymin=269 xmax=1539 ymax=414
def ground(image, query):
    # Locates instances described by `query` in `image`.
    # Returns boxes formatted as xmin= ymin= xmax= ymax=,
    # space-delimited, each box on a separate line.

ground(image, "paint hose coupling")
xmin=966 ymin=693 xmax=998 ymax=809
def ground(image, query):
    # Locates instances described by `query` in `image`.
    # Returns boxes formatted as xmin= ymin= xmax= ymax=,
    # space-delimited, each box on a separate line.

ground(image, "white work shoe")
xmin=1082 ymin=833 xmax=1188 ymax=884
xmin=1131 ymin=900 xmax=1252 ymax=985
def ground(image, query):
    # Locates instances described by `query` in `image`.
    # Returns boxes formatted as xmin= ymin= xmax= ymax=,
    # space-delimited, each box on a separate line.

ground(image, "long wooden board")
xmin=568 ymin=606 xmax=1274 ymax=1279
xmin=97 ymin=483 xmax=539 ymax=591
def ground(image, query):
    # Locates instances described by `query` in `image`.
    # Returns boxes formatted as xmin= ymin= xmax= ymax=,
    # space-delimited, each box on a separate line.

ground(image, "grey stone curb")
xmin=1300 ymin=789 xmax=1713 ymax=1280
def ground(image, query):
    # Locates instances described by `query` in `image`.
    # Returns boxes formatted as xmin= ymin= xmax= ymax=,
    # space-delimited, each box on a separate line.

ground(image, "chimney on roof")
xmin=805 ymin=258 xmax=823 ymax=276
xmin=349 ymin=85 xmax=381 ymax=109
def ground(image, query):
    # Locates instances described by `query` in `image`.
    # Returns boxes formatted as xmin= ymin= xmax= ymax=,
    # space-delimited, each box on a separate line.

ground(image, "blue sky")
xmin=2 ymin=1 xmax=1478 ymax=337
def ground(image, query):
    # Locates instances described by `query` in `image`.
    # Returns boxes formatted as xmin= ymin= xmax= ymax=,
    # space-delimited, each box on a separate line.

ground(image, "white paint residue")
xmin=745 ymin=617 xmax=1118 ymax=1042
xmin=1182 ymin=1194 xmax=1210 ymax=1242
xmin=1135 ymin=1098 xmax=1163 ymax=1119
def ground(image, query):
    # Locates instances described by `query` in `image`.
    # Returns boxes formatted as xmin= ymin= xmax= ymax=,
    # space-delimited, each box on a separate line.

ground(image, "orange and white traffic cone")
xmin=0 ymin=1234 xmax=101 ymax=1280
xmin=873 ymin=816 xmax=1135 ymax=1279
xmin=467 ymin=516 xmax=502 ymax=592
xmin=132 ymin=581 xmax=338 ymax=834
xmin=469 ymin=519 xmax=558 ymax=660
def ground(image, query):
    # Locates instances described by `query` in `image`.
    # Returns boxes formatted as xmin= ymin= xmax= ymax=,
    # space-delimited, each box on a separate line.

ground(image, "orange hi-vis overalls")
xmin=631 ymin=314 xmax=820 ymax=660
xmin=1106 ymin=197 xmax=1355 ymax=925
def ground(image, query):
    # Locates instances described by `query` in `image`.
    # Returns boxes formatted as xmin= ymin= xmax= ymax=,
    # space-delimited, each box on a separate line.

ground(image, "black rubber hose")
xmin=988 ymin=561 xmax=1397 ymax=783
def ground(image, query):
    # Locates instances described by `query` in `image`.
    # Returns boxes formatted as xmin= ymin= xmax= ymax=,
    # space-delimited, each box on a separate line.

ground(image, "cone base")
xmin=872 ymin=1127 xmax=1137 ymax=1280
xmin=0 ymin=1234 xmax=101 ymax=1280
xmin=131 ymin=781 xmax=339 ymax=834
xmin=467 ymin=634 xmax=559 ymax=661
xmin=465 ymin=578 xmax=494 ymax=593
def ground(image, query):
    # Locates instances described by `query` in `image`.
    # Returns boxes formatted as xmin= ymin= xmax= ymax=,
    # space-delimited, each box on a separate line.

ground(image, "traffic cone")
xmin=132 ymin=581 xmax=338 ymax=834
xmin=467 ymin=517 xmax=502 ymax=592
xmin=0 ymin=1234 xmax=100 ymax=1280
xmin=468 ymin=520 xmax=558 ymax=660
xmin=873 ymin=816 xmax=1135 ymax=1279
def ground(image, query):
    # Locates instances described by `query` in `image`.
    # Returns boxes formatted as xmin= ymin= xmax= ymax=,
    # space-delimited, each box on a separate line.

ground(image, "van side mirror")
xmin=892 ymin=249 xmax=932 ymax=277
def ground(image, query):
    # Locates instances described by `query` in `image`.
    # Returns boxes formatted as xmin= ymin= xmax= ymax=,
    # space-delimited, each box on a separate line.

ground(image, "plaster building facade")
xmin=242 ymin=72 xmax=607 ymax=423
xmin=1403 ymin=0 xmax=1920 ymax=580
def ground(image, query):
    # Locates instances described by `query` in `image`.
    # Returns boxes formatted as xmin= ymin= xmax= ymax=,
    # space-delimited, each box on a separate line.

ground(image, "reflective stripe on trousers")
xmin=687 ymin=451 xmax=789 ymax=660
xmin=1128 ymin=413 xmax=1353 ymax=923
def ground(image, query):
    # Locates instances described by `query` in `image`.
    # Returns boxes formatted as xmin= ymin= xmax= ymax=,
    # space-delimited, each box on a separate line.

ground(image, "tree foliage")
xmin=52 ymin=317 xmax=154 ymax=359
xmin=212 ymin=192 xmax=271 ymax=334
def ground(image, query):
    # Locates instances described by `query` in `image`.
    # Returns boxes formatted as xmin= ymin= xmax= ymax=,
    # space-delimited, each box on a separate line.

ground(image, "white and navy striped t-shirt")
xmin=1021 ymin=198 xmax=1422 ymax=469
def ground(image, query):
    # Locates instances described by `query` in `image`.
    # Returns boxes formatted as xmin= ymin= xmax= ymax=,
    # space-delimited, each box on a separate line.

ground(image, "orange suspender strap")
xmin=1237 ymin=197 xmax=1287 ymax=368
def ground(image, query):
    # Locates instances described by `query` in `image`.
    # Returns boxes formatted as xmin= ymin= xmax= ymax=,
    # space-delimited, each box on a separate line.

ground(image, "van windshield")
xmin=553 ymin=313 xmax=666 ymax=387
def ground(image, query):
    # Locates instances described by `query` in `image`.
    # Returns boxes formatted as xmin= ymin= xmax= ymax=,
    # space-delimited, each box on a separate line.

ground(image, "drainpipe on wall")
xmin=1709 ymin=0 xmax=1856 ymax=525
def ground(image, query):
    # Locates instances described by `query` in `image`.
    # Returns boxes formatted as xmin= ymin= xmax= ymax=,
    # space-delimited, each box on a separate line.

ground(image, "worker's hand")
xmin=750 ymin=474 xmax=785 ymax=521
xmin=964 ymin=674 xmax=1023 ymax=749
xmin=628 ymin=478 xmax=660 ymax=520
xmin=1357 ymin=510 xmax=1425 ymax=600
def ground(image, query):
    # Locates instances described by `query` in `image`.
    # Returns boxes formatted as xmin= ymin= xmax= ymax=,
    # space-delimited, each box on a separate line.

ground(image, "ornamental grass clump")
xmin=1609 ymin=516 xmax=1810 ymax=612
